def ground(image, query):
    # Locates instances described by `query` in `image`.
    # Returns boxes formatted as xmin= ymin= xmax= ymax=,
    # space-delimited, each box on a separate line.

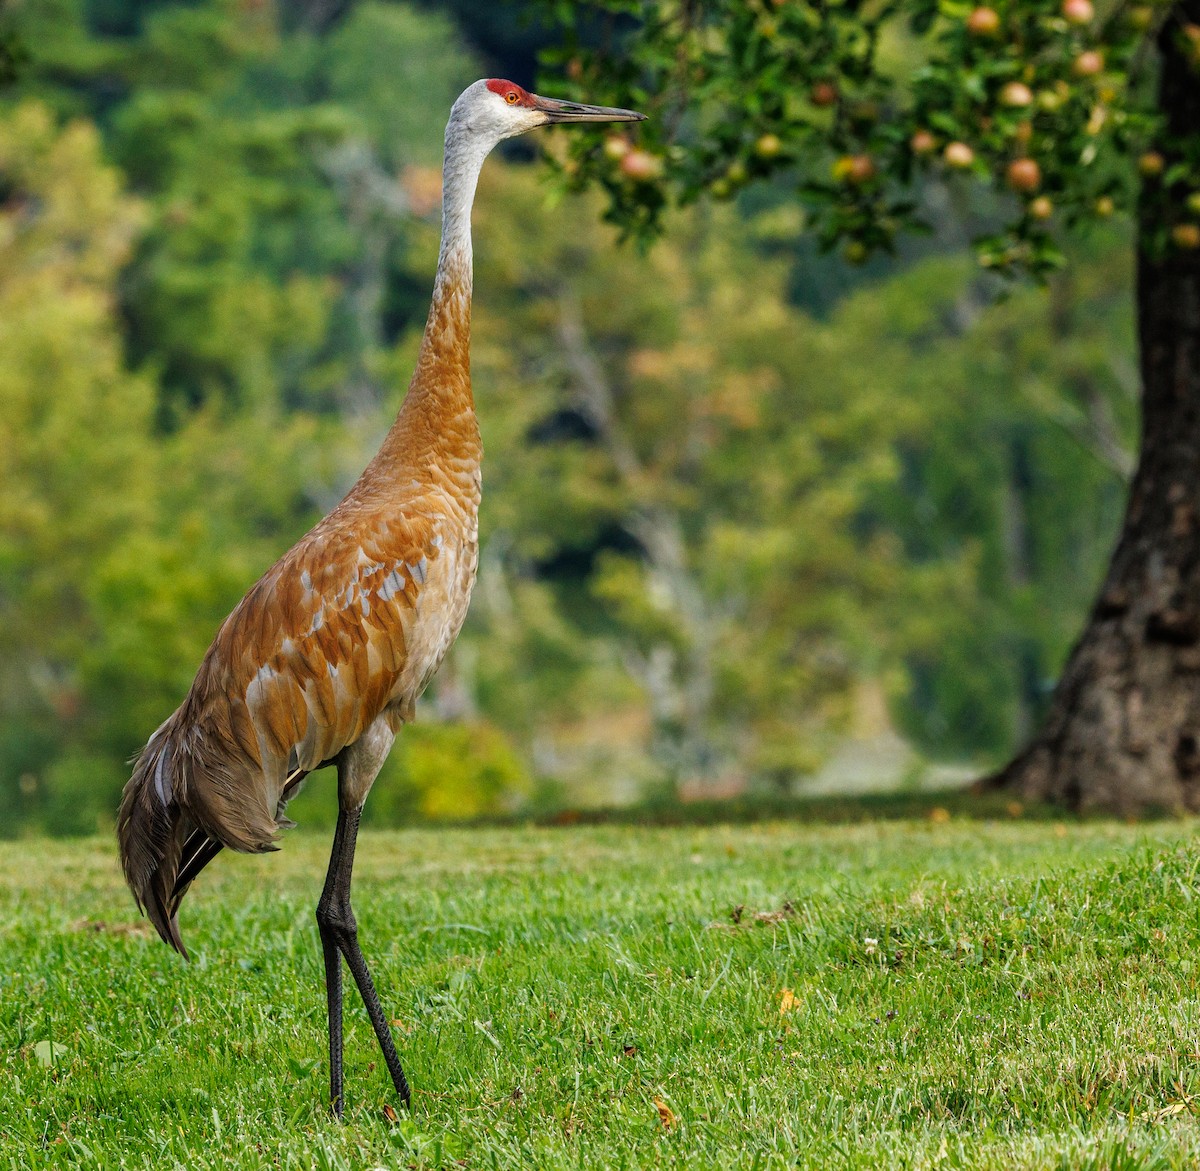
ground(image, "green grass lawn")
xmin=3 ymin=815 xmax=1200 ymax=1168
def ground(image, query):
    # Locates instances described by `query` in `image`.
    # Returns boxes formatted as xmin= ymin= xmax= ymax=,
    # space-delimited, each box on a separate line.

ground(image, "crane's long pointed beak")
xmin=531 ymin=94 xmax=647 ymax=124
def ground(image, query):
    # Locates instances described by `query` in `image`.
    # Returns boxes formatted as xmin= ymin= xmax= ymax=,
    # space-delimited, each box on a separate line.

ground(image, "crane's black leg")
xmin=316 ymin=805 xmax=411 ymax=1117
xmin=320 ymin=924 xmax=345 ymax=1116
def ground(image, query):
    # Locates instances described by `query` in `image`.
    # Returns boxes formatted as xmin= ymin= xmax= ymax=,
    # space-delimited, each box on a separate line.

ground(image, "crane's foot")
xmin=319 ymin=910 xmax=411 ymax=1116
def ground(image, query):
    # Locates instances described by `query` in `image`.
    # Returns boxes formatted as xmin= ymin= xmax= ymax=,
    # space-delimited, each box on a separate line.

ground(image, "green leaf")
xmin=33 ymin=1040 xmax=68 ymax=1067
xmin=286 ymin=1057 xmax=318 ymax=1079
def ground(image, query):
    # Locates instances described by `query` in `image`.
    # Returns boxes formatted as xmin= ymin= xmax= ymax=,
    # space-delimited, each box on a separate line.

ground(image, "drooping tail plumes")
xmin=117 ymin=720 xmax=193 ymax=957
xmin=118 ymin=703 xmax=297 ymax=957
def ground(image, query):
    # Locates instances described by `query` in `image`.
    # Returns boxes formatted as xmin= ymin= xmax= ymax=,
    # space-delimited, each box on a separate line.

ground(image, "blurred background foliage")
xmin=0 ymin=0 xmax=1134 ymax=834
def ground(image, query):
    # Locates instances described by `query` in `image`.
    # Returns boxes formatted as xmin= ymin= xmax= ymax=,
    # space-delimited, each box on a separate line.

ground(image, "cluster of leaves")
xmin=536 ymin=0 xmax=1199 ymax=274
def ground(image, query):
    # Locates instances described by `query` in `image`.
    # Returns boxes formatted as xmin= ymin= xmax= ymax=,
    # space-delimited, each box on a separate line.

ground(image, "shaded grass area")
xmin=526 ymin=786 xmax=1066 ymax=828
xmin=2 ymin=817 xmax=1200 ymax=1168
xmin=294 ymin=780 xmax=1070 ymax=834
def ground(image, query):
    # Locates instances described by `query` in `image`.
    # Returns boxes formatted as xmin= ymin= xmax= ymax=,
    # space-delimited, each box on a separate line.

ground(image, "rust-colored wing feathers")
xmin=203 ymin=507 xmax=451 ymax=797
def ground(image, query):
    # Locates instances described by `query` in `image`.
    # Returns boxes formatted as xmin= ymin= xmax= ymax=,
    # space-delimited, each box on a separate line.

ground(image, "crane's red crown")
xmin=486 ymin=78 xmax=535 ymax=107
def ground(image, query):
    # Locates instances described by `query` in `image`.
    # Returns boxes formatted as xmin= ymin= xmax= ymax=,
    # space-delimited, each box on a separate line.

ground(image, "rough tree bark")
xmin=992 ymin=3 xmax=1200 ymax=812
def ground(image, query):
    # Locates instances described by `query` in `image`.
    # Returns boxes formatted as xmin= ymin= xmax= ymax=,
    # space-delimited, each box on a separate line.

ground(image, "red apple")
xmin=840 ymin=154 xmax=876 ymax=183
xmin=1007 ymin=158 xmax=1041 ymax=192
xmin=967 ymin=7 xmax=1001 ymax=36
xmin=1000 ymin=82 xmax=1033 ymax=107
xmin=620 ymin=150 xmax=663 ymax=181
xmin=755 ymin=133 xmax=782 ymax=159
xmin=910 ymin=129 xmax=937 ymax=155
xmin=1062 ymin=0 xmax=1094 ymax=25
xmin=850 ymin=155 xmax=876 ymax=182
xmin=944 ymin=141 xmax=975 ymax=168
xmin=811 ymin=82 xmax=839 ymax=107
xmin=1139 ymin=151 xmax=1165 ymax=177
xmin=1073 ymin=50 xmax=1104 ymax=77
xmin=603 ymin=136 xmax=631 ymax=161
xmin=1173 ymin=224 xmax=1200 ymax=250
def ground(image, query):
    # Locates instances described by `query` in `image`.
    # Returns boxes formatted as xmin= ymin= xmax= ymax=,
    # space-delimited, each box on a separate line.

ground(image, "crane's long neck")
xmin=382 ymin=125 xmax=490 ymax=472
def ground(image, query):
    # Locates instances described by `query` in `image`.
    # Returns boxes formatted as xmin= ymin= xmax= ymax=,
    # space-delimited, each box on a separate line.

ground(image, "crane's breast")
xmin=394 ymin=524 xmax=479 ymax=707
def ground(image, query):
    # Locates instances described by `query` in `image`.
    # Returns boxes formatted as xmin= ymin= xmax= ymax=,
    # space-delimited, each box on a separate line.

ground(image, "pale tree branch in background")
xmin=554 ymin=289 xmax=723 ymax=789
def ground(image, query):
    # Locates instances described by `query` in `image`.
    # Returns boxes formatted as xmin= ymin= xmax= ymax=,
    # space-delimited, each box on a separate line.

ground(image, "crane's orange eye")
xmin=505 ymin=91 xmax=519 ymax=104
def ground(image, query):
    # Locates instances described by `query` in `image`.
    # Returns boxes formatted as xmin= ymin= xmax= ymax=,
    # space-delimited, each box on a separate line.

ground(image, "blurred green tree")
xmin=466 ymin=169 xmax=896 ymax=796
xmin=0 ymin=3 xmax=537 ymax=832
xmin=535 ymin=0 xmax=1200 ymax=812
xmin=0 ymin=100 xmax=330 ymax=832
xmin=856 ymin=240 xmax=1135 ymax=756
xmin=0 ymin=102 xmax=155 ymax=831
xmin=460 ymin=166 xmax=1133 ymax=795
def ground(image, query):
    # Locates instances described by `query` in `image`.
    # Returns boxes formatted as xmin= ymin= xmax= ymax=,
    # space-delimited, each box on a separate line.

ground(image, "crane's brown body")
xmin=116 ymin=77 xmax=645 ymax=1116
xmin=118 ymin=247 xmax=478 ymax=954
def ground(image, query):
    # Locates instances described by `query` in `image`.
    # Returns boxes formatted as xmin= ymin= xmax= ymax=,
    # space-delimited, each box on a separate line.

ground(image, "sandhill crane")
xmin=118 ymin=79 xmax=645 ymax=1116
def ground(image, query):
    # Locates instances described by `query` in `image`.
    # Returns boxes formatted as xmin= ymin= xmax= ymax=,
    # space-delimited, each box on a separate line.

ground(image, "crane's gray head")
xmin=448 ymin=79 xmax=645 ymax=150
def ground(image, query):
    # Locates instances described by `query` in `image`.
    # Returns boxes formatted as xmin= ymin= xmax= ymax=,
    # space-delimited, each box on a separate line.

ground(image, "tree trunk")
xmin=991 ymin=4 xmax=1200 ymax=812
